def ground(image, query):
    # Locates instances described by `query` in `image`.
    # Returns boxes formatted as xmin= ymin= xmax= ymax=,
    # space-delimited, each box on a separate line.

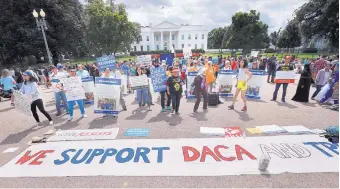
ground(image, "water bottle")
xmin=258 ymin=155 xmax=270 ymax=172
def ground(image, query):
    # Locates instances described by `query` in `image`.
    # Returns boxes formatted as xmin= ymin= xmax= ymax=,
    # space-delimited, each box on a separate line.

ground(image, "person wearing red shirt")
xmin=312 ymin=55 xmax=327 ymax=80
xmin=231 ymin=59 xmax=237 ymax=70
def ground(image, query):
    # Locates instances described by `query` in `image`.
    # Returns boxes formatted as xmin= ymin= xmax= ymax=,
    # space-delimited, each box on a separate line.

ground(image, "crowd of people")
xmin=0 ymin=53 xmax=339 ymax=125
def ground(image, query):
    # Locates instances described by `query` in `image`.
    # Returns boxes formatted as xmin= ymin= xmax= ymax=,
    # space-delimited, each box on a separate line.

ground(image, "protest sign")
xmin=121 ymin=75 xmax=128 ymax=95
xmin=275 ymin=71 xmax=295 ymax=83
xmin=13 ymin=90 xmax=31 ymax=116
xmin=150 ymin=67 xmax=167 ymax=92
xmin=62 ymin=76 xmax=85 ymax=101
xmin=130 ymin=75 xmax=149 ymax=90
xmin=250 ymin=51 xmax=259 ymax=57
xmin=124 ymin=128 xmax=150 ymax=137
xmin=0 ymin=135 xmax=338 ymax=177
xmin=94 ymin=77 xmax=121 ymax=115
xmin=218 ymin=70 xmax=237 ymax=97
xmin=148 ymin=78 xmax=159 ymax=103
xmin=47 ymin=128 xmax=119 ymax=142
xmin=245 ymin=70 xmax=266 ymax=99
xmin=137 ymin=55 xmax=152 ymax=66
xmin=183 ymin=47 xmax=192 ymax=58
xmin=96 ymin=55 xmax=116 ymax=71
xmin=82 ymin=77 xmax=95 ymax=103
xmin=186 ymin=72 xmax=198 ymax=99
xmin=160 ymin=53 xmax=174 ymax=66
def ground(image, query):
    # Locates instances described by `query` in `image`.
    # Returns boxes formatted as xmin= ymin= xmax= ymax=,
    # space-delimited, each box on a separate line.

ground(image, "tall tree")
xmin=207 ymin=27 xmax=229 ymax=49
xmin=225 ymin=10 xmax=270 ymax=54
xmin=0 ymin=0 xmax=86 ymax=65
xmin=86 ymin=0 xmax=141 ymax=56
xmin=277 ymin=20 xmax=302 ymax=49
xmin=270 ymin=29 xmax=281 ymax=49
xmin=295 ymin=0 xmax=339 ymax=50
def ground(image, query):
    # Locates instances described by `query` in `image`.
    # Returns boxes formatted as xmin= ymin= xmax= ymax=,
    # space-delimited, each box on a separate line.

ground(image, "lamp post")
xmin=32 ymin=9 xmax=52 ymax=65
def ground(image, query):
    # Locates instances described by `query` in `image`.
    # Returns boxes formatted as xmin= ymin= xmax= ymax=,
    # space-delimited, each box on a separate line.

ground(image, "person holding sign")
xmin=228 ymin=59 xmax=252 ymax=111
xmin=135 ymin=67 xmax=150 ymax=107
xmin=271 ymin=56 xmax=294 ymax=103
xmin=50 ymin=64 xmax=69 ymax=116
xmin=167 ymin=69 xmax=184 ymax=114
xmin=64 ymin=69 xmax=87 ymax=121
xmin=76 ymin=65 xmax=90 ymax=78
xmin=21 ymin=71 xmax=53 ymax=125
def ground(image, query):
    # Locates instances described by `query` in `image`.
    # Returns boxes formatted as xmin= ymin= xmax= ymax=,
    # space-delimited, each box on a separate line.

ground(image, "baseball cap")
xmin=57 ymin=63 xmax=64 ymax=69
xmin=22 ymin=71 xmax=32 ymax=76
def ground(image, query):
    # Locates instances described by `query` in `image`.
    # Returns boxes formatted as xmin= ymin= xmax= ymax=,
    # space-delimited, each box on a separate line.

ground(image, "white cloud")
xmin=108 ymin=0 xmax=308 ymax=33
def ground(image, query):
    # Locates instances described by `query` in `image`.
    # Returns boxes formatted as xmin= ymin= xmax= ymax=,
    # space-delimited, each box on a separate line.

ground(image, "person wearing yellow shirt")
xmin=188 ymin=61 xmax=199 ymax=72
xmin=205 ymin=61 xmax=215 ymax=93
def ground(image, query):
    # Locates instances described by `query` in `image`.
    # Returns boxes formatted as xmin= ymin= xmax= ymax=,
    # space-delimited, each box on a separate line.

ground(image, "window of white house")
xmin=201 ymin=44 xmax=204 ymax=49
xmin=163 ymin=35 xmax=167 ymax=40
xmin=182 ymin=44 xmax=184 ymax=48
xmin=195 ymin=44 xmax=197 ymax=49
xmin=140 ymin=36 xmax=143 ymax=41
xmin=156 ymin=45 xmax=159 ymax=50
xmin=173 ymin=44 xmax=175 ymax=49
xmin=188 ymin=34 xmax=191 ymax=40
xmin=195 ymin=34 xmax=198 ymax=40
xmin=134 ymin=46 xmax=136 ymax=51
xmin=182 ymin=35 xmax=184 ymax=40
xmin=146 ymin=36 xmax=149 ymax=41
xmin=202 ymin=34 xmax=204 ymax=39
xmin=147 ymin=45 xmax=150 ymax=51
xmin=172 ymin=35 xmax=175 ymax=40
xmin=188 ymin=44 xmax=191 ymax=47
xmin=141 ymin=46 xmax=143 ymax=51
xmin=156 ymin=36 xmax=159 ymax=41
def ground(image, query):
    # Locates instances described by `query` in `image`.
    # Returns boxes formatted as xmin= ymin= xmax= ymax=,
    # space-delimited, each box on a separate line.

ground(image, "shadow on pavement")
xmin=248 ymin=99 xmax=268 ymax=103
xmin=276 ymin=101 xmax=298 ymax=109
xmin=233 ymin=110 xmax=254 ymax=122
xmin=189 ymin=110 xmax=208 ymax=121
xmin=55 ymin=117 xmax=82 ymax=130
xmin=0 ymin=107 xmax=14 ymax=113
xmin=125 ymin=107 xmax=150 ymax=120
xmin=147 ymin=111 xmax=171 ymax=123
xmin=168 ymin=114 xmax=183 ymax=126
xmin=89 ymin=116 xmax=117 ymax=129
xmin=296 ymin=102 xmax=317 ymax=107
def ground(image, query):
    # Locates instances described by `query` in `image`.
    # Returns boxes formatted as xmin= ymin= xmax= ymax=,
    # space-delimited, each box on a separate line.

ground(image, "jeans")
xmin=171 ymin=93 xmax=181 ymax=112
xmin=55 ymin=91 xmax=68 ymax=113
xmin=67 ymin=99 xmax=85 ymax=117
xmin=31 ymin=99 xmax=52 ymax=122
xmin=273 ymin=83 xmax=288 ymax=100
xmin=267 ymin=69 xmax=275 ymax=82
xmin=137 ymin=88 xmax=149 ymax=105
xmin=160 ymin=91 xmax=171 ymax=108
xmin=312 ymin=85 xmax=323 ymax=98
xmin=194 ymin=90 xmax=208 ymax=111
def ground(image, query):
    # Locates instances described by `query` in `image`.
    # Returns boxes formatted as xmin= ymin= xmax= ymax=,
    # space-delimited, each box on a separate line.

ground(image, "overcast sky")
xmin=82 ymin=0 xmax=308 ymax=33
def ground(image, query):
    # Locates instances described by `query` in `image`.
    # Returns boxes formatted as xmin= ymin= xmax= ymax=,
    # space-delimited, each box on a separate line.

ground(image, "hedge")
xmin=301 ymin=48 xmax=318 ymax=53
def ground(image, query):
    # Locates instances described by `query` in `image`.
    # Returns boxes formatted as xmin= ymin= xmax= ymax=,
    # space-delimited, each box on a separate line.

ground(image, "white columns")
xmin=151 ymin=32 xmax=155 ymax=50
xmin=177 ymin=31 xmax=180 ymax=50
xmin=169 ymin=31 xmax=172 ymax=51
xmin=160 ymin=31 xmax=163 ymax=50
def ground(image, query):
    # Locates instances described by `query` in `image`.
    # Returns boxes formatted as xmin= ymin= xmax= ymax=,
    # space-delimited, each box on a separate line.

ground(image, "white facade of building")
xmin=131 ymin=21 xmax=208 ymax=52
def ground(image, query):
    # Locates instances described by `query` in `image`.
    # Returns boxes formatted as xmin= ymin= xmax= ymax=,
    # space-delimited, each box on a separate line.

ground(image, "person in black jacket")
xmin=193 ymin=68 xmax=208 ymax=112
xmin=167 ymin=68 xmax=183 ymax=114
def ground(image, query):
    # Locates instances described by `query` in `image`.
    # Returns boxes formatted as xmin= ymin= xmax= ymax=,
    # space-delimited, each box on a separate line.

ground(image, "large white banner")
xmin=62 ymin=76 xmax=85 ymax=101
xmin=0 ymin=135 xmax=338 ymax=177
xmin=275 ymin=71 xmax=295 ymax=83
xmin=250 ymin=51 xmax=259 ymax=57
xmin=218 ymin=70 xmax=237 ymax=97
xmin=47 ymin=128 xmax=119 ymax=142
xmin=130 ymin=75 xmax=149 ymax=90
xmin=13 ymin=90 xmax=31 ymax=116
xmin=82 ymin=77 xmax=95 ymax=102
xmin=137 ymin=55 xmax=152 ymax=66
xmin=186 ymin=72 xmax=198 ymax=99
xmin=94 ymin=77 xmax=121 ymax=115
xmin=245 ymin=70 xmax=266 ymax=99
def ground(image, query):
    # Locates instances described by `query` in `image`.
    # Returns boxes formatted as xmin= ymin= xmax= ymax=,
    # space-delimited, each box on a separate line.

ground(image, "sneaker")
xmin=311 ymin=97 xmax=315 ymax=100
xmin=68 ymin=116 xmax=73 ymax=121
xmin=228 ymin=105 xmax=234 ymax=110
xmin=203 ymin=107 xmax=208 ymax=110
xmin=241 ymin=106 xmax=247 ymax=111
xmin=170 ymin=109 xmax=174 ymax=114
xmin=139 ymin=104 xmax=142 ymax=107
xmin=270 ymin=99 xmax=276 ymax=101
xmin=82 ymin=114 xmax=87 ymax=118
xmin=103 ymin=115 xmax=107 ymax=117
xmin=166 ymin=106 xmax=171 ymax=110
xmin=281 ymin=99 xmax=286 ymax=103
xmin=123 ymin=106 xmax=127 ymax=111
xmin=10 ymin=103 xmax=14 ymax=106
xmin=161 ymin=108 xmax=166 ymax=112
xmin=49 ymin=121 xmax=53 ymax=125
xmin=175 ymin=112 xmax=180 ymax=115
xmin=142 ymin=103 xmax=146 ymax=106
xmin=37 ymin=122 xmax=43 ymax=126
xmin=193 ymin=109 xmax=197 ymax=113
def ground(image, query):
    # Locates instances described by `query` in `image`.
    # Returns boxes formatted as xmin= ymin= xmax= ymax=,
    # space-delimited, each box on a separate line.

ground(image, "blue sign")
xmin=96 ymin=55 xmax=116 ymax=71
xmin=124 ymin=128 xmax=150 ymax=137
xmin=151 ymin=67 xmax=167 ymax=92
xmin=160 ymin=53 xmax=174 ymax=67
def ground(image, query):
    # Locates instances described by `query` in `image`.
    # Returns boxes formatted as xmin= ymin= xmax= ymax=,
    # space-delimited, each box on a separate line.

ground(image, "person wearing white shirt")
xmin=51 ymin=64 xmax=69 ymax=116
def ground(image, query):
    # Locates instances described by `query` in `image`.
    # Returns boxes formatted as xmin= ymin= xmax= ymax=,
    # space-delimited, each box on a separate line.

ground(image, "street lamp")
xmin=32 ymin=9 xmax=52 ymax=65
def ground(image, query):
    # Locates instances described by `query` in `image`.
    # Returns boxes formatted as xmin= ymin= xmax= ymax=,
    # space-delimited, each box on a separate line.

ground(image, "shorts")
xmin=237 ymin=81 xmax=247 ymax=91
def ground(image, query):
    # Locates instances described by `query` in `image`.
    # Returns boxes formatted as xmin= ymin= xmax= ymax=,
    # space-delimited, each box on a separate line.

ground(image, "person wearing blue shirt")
xmin=76 ymin=65 xmax=90 ymax=78
xmin=1 ymin=69 xmax=16 ymax=106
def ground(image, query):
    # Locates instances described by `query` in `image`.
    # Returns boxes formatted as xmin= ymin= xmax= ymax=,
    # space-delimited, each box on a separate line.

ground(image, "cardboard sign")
xmin=47 ymin=128 xmax=119 ymax=142
xmin=183 ymin=47 xmax=192 ymax=58
xmin=0 ymin=135 xmax=338 ymax=177
xmin=218 ymin=70 xmax=237 ymax=97
xmin=186 ymin=72 xmax=198 ymax=99
xmin=96 ymin=55 xmax=116 ymax=72
xmin=151 ymin=67 xmax=167 ymax=92
xmin=246 ymin=70 xmax=266 ymax=99
xmin=275 ymin=71 xmax=295 ymax=83
xmin=137 ymin=55 xmax=152 ymax=66
xmin=82 ymin=77 xmax=95 ymax=103
xmin=130 ymin=75 xmax=149 ymax=90
xmin=94 ymin=77 xmax=121 ymax=115
xmin=250 ymin=51 xmax=259 ymax=57
xmin=124 ymin=128 xmax=150 ymax=137
xmin=62 ymin=76 xmax=85 ymax=101
xmin=13 ymin=90 xmax=31 ymax=116
xmin=224 ymin=126 xmax=244 ymax=137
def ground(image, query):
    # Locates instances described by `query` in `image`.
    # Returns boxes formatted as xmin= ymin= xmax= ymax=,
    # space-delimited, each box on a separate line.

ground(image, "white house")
xmin=131 ymin=21 xmax=208 ymax=52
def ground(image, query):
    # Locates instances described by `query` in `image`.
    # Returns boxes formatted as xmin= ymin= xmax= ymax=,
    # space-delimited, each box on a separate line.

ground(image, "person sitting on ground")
xmin=1 ymin=69 xmax=16 ymax=106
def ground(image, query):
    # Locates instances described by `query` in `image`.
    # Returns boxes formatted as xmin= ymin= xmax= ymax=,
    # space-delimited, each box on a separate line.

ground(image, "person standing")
xmin=267 ymin=55 xmax=277 ymax=83
xmin=50 ymin=64 xmax=69 ymax=116
xmin=292 ymin=64 xmax=314 ymax=102
xmin=65 ymin=69 xmax=87 ymax=121
xmin=167 ymin=69 xmax=183 ymax=114
xmin=271 ymin=56 xmax=294 ymax=103
xmin=311 ymin=65 xmax=332 ymax=100
xmin=21 ymin=71 xmax=53 ymax=125
xmin=205 ymin=61 xmax=216 ymax=93
xmin=193 ymin=68 xmax=208 ymax=112
xmin=1 ymin=69 xmax=16 ymax=106
xmin=312 ymin=55 xmax=327 ymax=80
xmin=135 ymin=67 xmax=150 ymax=107
xmin=76 ymin=65 xmax=90 ymax=78
xmin=15 ymin=69 xmax=24 ymax=90
xmin=228 ymin=59 xmax=252 ymax=111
